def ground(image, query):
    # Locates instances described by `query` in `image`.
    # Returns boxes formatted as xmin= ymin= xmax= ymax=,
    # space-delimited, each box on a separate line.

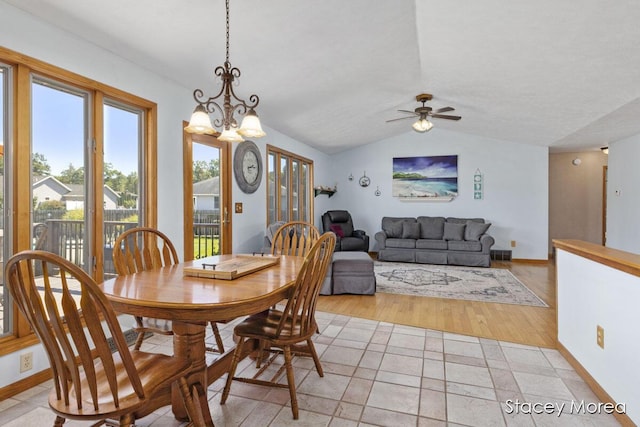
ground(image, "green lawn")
xmin=194 ymin=237 xmax=220 ymax=258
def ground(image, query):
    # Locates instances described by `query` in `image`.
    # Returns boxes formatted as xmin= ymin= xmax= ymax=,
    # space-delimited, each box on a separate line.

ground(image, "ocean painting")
xmin=393 ymin=155 xmax=458 ymax=200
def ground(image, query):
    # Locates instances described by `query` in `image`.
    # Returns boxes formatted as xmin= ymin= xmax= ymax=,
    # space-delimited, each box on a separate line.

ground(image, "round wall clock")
xmin=233 ymin=140 xmax=262 ymax=194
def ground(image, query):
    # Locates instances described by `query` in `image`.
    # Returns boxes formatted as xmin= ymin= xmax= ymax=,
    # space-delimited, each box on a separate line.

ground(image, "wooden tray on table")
xmin=183 ymin=254 xmax=280 ymax=280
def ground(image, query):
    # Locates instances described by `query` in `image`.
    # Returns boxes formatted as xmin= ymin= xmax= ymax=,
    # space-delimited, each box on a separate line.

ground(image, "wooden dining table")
xmin=99 ymin=254 xmax=304 ymax=422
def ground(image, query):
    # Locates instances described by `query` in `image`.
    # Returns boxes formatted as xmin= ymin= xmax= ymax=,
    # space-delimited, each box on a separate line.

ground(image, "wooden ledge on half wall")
xmin=553 ymin=239 xmax=640 ymax=278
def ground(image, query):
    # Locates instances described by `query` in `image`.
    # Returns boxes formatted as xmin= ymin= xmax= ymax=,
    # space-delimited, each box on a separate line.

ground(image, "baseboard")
xmin=556 ymin=341 xmax=636 ymax=427
xmin=0 ymin=369 xmax=51 ymax=401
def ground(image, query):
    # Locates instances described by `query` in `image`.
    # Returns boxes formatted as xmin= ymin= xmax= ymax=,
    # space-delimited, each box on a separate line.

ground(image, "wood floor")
xmin=316 ymin=260 xmax=557 ymax=348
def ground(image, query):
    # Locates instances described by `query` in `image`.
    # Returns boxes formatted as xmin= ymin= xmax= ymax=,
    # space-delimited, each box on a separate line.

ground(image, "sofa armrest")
xmin=374 ymin=231 xmax=387 ymax=250
xmin=480 ymin=234 xmax=495 ymax=253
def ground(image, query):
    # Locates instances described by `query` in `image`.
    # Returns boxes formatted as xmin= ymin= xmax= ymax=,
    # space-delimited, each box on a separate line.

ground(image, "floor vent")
xmin=490 ymin=249 xmax=512 ymax=261
xmin=106 ymin=329 xmax=150 ymax=352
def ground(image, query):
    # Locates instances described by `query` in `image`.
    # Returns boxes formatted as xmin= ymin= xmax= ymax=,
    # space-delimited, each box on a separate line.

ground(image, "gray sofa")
xmin=374 ymin=216 xmax=495 ymax=267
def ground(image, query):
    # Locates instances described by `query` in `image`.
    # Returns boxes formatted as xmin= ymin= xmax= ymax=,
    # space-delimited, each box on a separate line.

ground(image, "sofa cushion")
xmin=443 ymin=222 xmax=466 ymax=241
xmin=447 ymin=217 xmax=485 ymax=224
xmin=402 ymin=221 xmax=421 ymax=239
xmin=465 ymin=221 xmax=491 ymax=241
xmin=385 ymin=238 xmax=416 ymax=249
xmin=417 ymin=216 xmax=445 ymax=239
xmin=448 ymin=240 xmax=482 ymax=251
xmin=416 ymin=239 xmax=448 ymax=250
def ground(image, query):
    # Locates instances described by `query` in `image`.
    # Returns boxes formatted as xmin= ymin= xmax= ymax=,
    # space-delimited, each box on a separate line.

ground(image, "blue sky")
xmin=31 ymin=82 xmax=139 ymax=176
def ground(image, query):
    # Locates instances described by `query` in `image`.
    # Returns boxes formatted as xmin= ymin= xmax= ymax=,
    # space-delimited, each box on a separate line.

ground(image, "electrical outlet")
xmin=597 ymin=325 xmax=604 ymax=349
xmin=510 ymin=240 xmax=516 ymax=248
xmin=20 ymin=352 xmax=33 ymax=372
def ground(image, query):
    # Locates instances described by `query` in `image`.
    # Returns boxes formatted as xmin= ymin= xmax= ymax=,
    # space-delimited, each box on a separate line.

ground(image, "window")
xmin=266 ymin=145 xmax=313 ymax=224
xmin=31 ymin=78 xmax=89 ymax=270
xmin=103 ymin=101 xmax=143 ymax=277
xmin=0 ymin=46 xmax=157 ymax=349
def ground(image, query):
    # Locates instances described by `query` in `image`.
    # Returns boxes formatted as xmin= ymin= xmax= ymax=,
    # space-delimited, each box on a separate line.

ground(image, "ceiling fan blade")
xmin=386 ymin=116 xmax=417 ymax=123
xmin=397 ymin=109 xmax=418 ymax=115
xmin=431 ymin=114 xmax=462 ymax=120
xmin=435 ymin=106 xmax=454 ymax=114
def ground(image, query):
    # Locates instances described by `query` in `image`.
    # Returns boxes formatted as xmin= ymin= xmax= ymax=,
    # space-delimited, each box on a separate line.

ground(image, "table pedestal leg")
xmin=171 ymin=321 xmax=208 ymax=422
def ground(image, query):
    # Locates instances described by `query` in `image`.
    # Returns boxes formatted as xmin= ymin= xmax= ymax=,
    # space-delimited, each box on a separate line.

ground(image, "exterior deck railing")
xmin=32 ymin=213 xmax=221 ymax=269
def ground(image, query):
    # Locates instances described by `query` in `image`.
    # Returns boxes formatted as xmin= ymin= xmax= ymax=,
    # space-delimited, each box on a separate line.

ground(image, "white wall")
xmin=325 ymin=129 xmax=549 ymax=260
xmin=605 ymin=135 xmax=640 ymax=254
xmin=556 ymin=249 xmax=640 ymax=424
xmin=230 ymin=126 xmax=332 ymax=253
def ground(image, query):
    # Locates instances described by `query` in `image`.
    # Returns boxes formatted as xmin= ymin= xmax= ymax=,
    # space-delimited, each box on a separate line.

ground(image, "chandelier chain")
xmin=184 ymin=0 xmax=265 ymax=139
xmin=225 ymin=0 xmax=230 ymax=64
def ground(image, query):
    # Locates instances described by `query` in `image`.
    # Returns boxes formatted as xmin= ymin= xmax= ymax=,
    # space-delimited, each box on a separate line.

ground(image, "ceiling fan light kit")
xmin=387 ymin=93 xmax=461 ymax=133
xmin=184 ymin=0 xmax=266 ymax=142
xmin=412 ymin=118 xmax=433 ymax=133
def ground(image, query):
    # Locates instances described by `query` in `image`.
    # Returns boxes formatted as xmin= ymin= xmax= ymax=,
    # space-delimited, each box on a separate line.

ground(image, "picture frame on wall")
xmin=392 ymin=155 xmax=458 ymax=201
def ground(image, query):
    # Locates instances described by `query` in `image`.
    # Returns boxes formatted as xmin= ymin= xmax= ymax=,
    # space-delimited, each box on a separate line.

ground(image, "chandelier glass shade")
xmin=412 ymin=117 xmax=433 ymax=133
xmin=184 ymin=0 xmax=265 ymax=142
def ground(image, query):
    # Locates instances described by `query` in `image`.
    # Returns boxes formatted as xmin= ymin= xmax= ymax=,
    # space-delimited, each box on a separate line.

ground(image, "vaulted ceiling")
xmin=6 ymin=0 xmax=640 ymax=154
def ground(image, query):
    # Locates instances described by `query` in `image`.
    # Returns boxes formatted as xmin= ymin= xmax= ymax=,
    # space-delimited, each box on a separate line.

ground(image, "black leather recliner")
xmin=321 ymin=210 xmax=369 ymax=252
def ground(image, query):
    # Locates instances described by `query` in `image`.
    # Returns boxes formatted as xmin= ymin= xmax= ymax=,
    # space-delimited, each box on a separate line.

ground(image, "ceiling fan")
xmin=387 ymin=93 xmax=461 ymax=133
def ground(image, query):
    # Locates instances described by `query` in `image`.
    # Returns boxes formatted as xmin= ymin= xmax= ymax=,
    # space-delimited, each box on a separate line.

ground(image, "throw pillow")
xmin=329 ymin=224 xmax=345 ymax=238
xmin=401 ymin=221 xmax=421 ymax=239
xmin=443 ymin=222 xmax=466 ymax=241
xmin=464 ymin=221 xmax=491 ymax=241
xmin=385 ymin=220 xmax=403 ymax=238
xmin=417 ymin=216 xmax=445 ymax=239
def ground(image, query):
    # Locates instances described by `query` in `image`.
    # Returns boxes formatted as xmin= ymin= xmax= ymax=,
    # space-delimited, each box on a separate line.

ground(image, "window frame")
xmin=266 ymin=144 xmax=314 ymax=225
xmin=0 ymin=46 xmax=157 ymax=353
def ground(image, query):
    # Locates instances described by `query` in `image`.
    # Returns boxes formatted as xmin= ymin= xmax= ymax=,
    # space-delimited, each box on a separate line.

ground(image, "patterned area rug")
xmin=374 ymin=262 xmax=548 ymax=307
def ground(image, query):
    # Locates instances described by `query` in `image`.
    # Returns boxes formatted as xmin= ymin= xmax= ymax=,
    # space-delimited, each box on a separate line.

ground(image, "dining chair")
xmin=4 ymin=250 xmax=212 ymax=426
xmin=113 ymin=226 xmax=226 ymax=354
xmin=270 ymin=221 xmax=321 ymax=257
xmin=221 ymin=232 xmax=336 ymax=420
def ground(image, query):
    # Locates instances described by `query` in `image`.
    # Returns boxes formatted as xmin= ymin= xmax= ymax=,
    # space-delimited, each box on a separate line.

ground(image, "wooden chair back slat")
xmin=5 ymin=249 xmax=211 ymax=425
xmin=277 ymin=232 xmax=335 ymax=338
xmin=4 ymin=250 xmax=145 ymax=413
xmin=113 ymin=227 xmax=179 ymax=275
xmin=271 ymin=221 xmax=321 ymax=257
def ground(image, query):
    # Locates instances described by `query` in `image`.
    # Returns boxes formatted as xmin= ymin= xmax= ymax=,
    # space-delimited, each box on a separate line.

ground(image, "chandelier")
xmin=184 ymin=0 xmax=265 ymax=142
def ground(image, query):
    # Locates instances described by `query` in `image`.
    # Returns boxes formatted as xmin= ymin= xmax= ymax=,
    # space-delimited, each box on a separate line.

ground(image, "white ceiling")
xmin=6 ymin=0 xmax=640 ymax=154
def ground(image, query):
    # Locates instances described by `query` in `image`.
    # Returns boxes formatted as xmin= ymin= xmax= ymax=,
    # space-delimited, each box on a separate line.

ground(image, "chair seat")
xmin=50 ymin=351 xmax=191 ymax=419
xmin=235 ymin=309 xmax=315 ymax=343
xmin=221 ymin=233 xmax=336 ymax=421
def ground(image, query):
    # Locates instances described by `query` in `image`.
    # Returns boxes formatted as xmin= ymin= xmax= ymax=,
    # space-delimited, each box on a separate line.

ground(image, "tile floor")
xmin=0 ymin=311 xmax=622 ymax=426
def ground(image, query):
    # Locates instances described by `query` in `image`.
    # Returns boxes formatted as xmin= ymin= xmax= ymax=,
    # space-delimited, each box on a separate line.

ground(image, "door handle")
xmin=223 ymin=206 xmax=229 ymax=224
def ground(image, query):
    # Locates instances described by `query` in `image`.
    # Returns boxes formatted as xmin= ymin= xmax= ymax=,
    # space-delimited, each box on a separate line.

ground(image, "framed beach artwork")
xmin=392 ymin=155 xmax=458 ymax=201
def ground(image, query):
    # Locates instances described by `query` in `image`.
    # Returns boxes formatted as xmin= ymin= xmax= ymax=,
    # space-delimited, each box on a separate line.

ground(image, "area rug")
xmin=374 ymin=262 xmax=548 ymax=307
